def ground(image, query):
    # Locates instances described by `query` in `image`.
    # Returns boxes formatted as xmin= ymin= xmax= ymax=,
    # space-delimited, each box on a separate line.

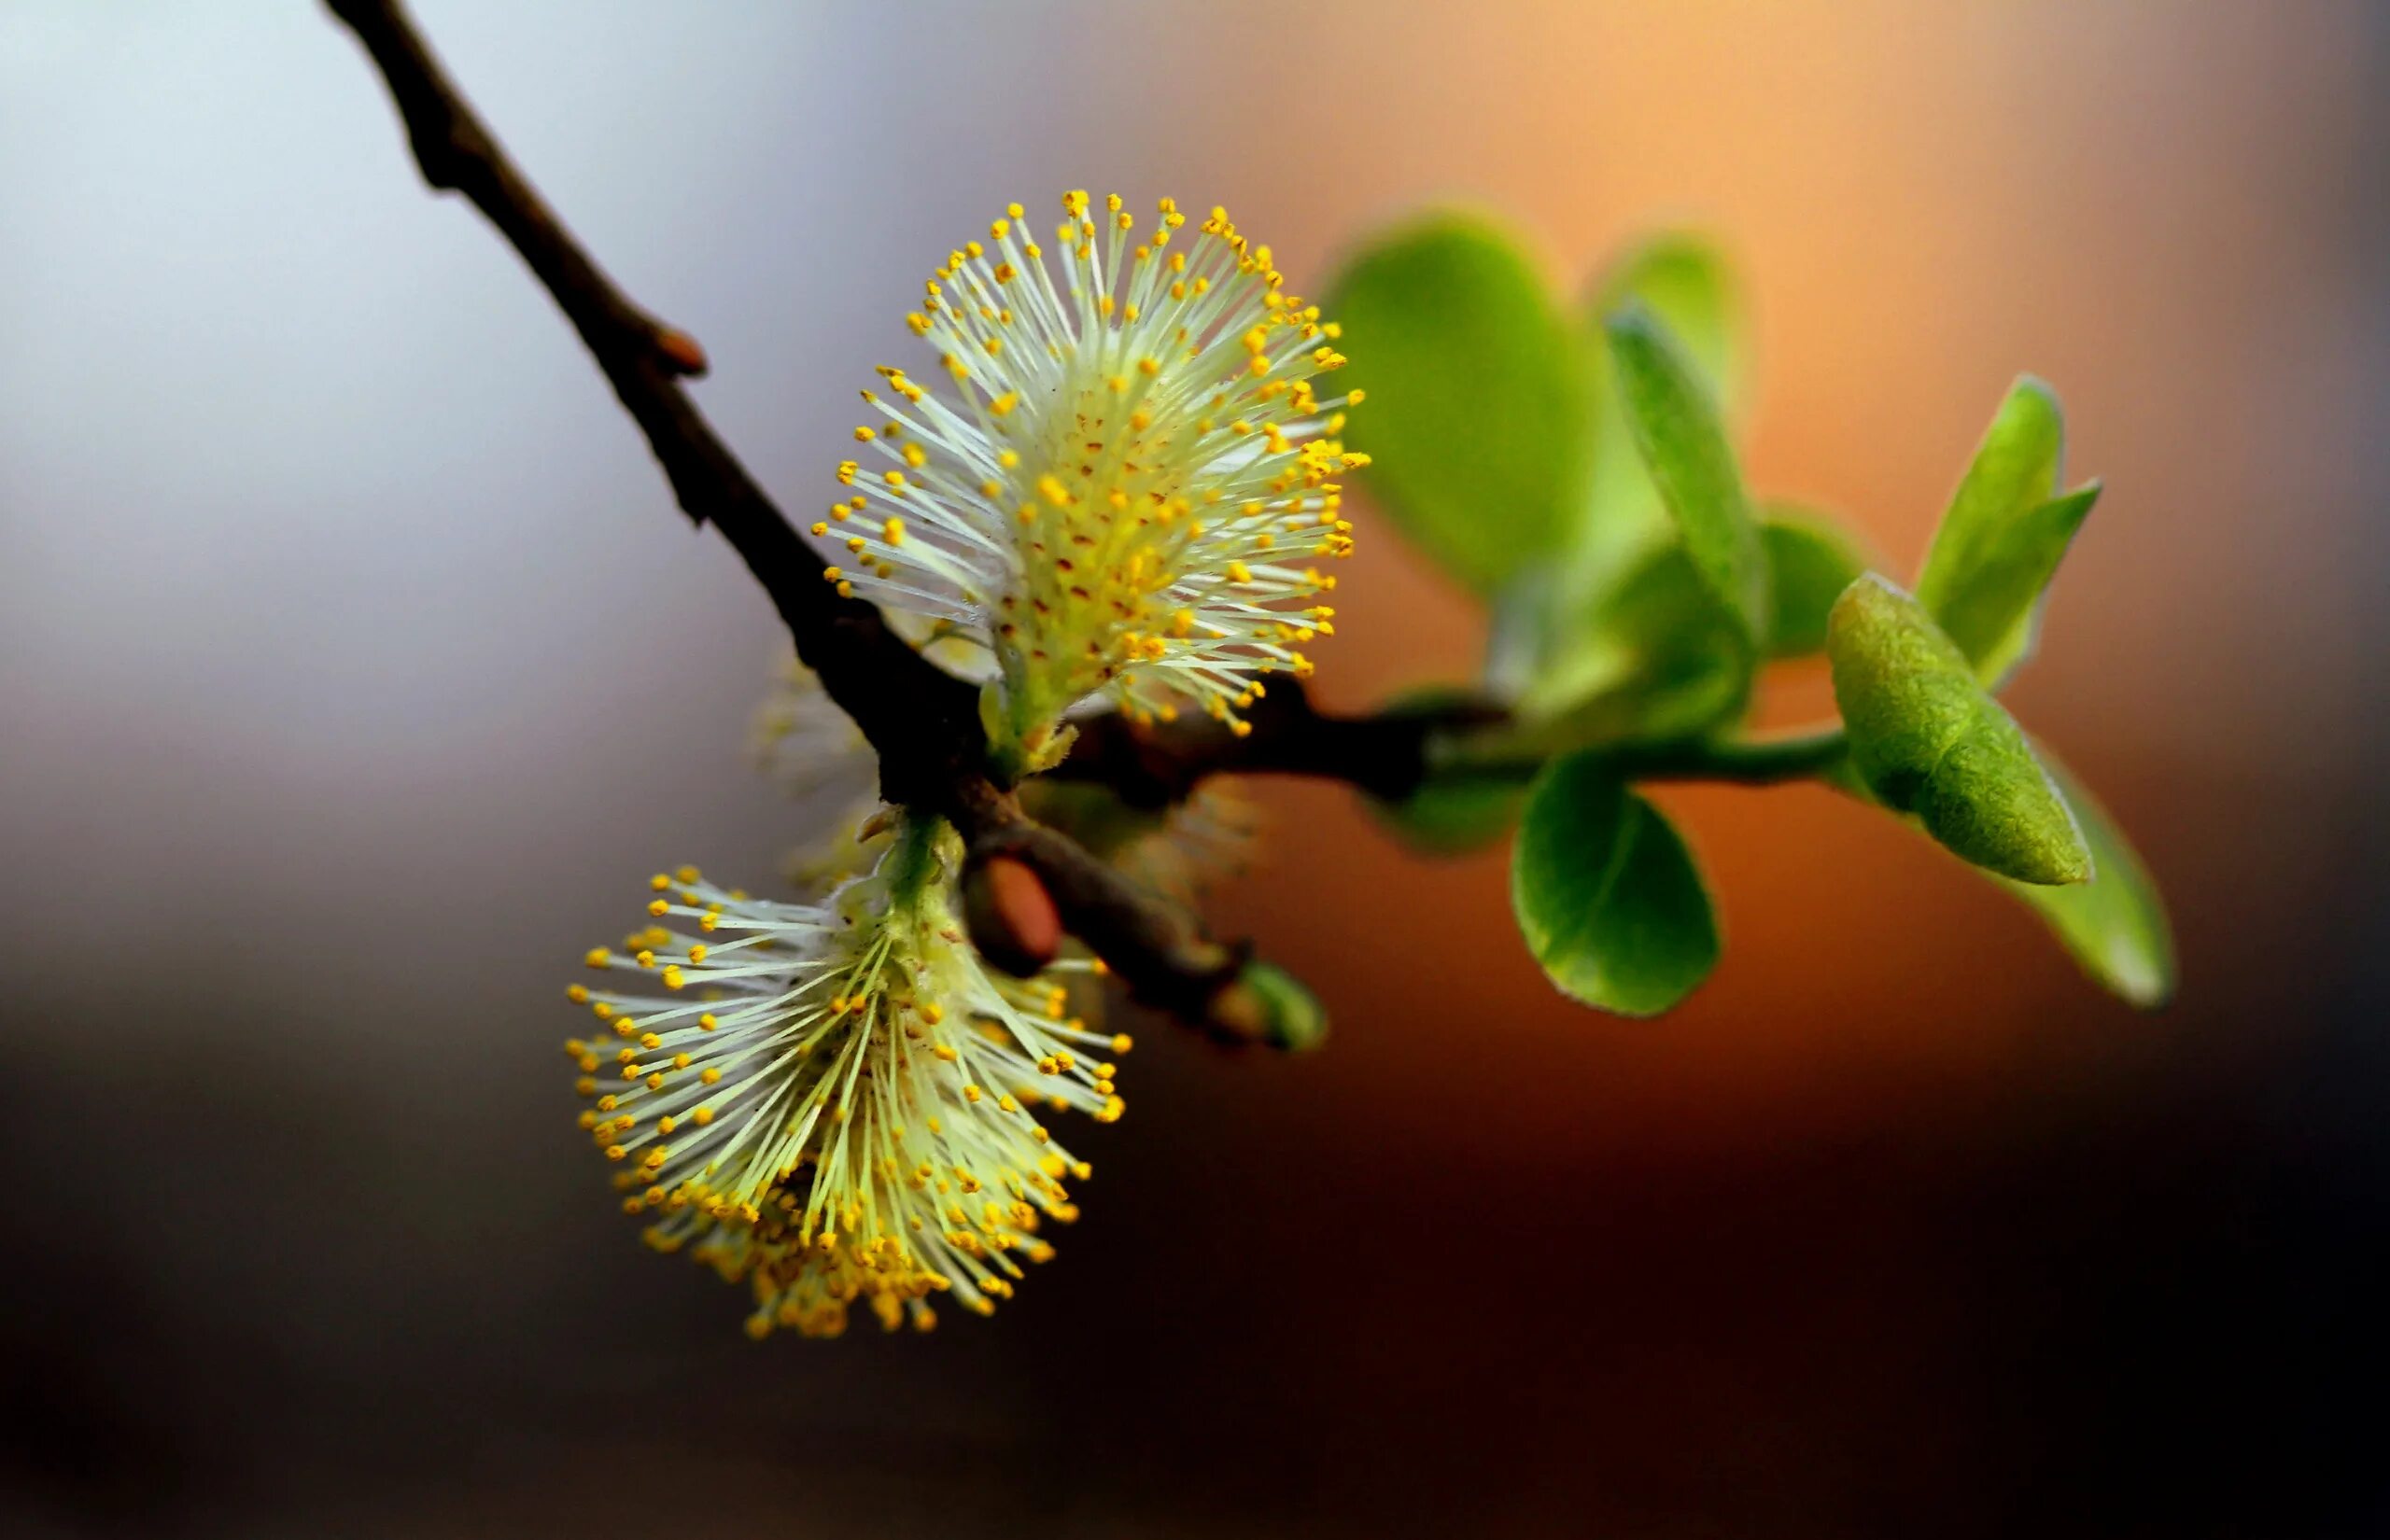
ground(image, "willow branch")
xmin=325 ymin=0 xmax=1266 ymax=1029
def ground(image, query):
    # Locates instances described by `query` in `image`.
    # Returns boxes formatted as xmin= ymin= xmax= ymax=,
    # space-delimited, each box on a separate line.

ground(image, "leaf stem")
xmin=1431 ymin=722 xmax=1848 ymax=789
xmin=1612 ymin=725 xmax=1849 ymax=785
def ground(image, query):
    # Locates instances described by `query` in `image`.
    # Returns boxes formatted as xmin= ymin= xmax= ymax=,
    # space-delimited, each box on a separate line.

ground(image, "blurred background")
xmin=2 ymin=2 xmax=2383 ymax=1535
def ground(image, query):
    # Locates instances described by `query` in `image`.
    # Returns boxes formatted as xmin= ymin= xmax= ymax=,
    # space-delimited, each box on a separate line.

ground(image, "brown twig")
xmin=324 ymin=0 xmax=981 ymax=801
xmin=1054 ymin=680 xmax=1501 ymax=808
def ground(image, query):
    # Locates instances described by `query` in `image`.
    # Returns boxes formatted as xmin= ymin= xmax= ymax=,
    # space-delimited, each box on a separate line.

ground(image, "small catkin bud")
xmin=1204 ymin=960 xmax=1329 ymax=1052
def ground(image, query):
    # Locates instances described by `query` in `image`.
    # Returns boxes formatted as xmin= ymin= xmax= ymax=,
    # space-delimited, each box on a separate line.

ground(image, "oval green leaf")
xmin=1369 ymin=769 xmax=1528 ymax=856
xmin=1329 ymin=214 xmax=1595 ymax=595
xmin=1569 ymin=235 xmax=1748 ymax=582
xmin=1485 ymin=235 xmax=1747 ymax=707
xmin=1827 ymin=574 xmax=2090 ymax=886
xmin=1514 ymin=542 xmax=1750 ymax=741
xmin=2000 ymin=750 xmax=2176 ymax=1007
xmin=1584 ymin=234 xmax=1747 ymax=421
xmin=1511 ymin=749 xmax=1721 ymax=1015
xmin=1760 ymin=504 xmax=1871 ymax=659
xmin=1603 ymin=304 xmax=1769 ymax=647
xmin=1914 ymin=376 xmax=2090 ymax=683
xmin=1933 ymin=483 xmax=2100 ymax=686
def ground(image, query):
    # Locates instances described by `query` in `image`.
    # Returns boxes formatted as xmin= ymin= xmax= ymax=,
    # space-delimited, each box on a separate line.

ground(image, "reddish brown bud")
xmin=963 ymin=854 xmax=1061 ymax=976
xmin=654 ymin=326 xmax=710 ymax=378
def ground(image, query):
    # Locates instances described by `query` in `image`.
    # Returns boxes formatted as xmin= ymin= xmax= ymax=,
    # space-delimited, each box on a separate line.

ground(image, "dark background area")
xmin=2 ymin=4 xmax=2383 ymax=1535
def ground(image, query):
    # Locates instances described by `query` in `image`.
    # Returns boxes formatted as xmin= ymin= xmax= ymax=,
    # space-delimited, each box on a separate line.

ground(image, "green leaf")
xmin=1484 ymin=235 xmax=1745 ymax=706
xmin=1584 ymin=234 xmax=1747 ymax=420
xmin=2000 ymin=752 xmax=2176 ymax=1007
xmin=1914 ymin=377 xmax=2088 ymax=682
xmin=1760 ymin=504 xmax=1870 ymax=658
xmin=1511 ymin=749 xmax=1720 ymax=1015
xmin=1369 ymin=769 xmax=1527 ymax=856
xmin=1933 ymin=483 xmax=2100 ymax=685
xmin=1329 ymin=214 xmax=1595 ymax=595
xmin=1827 ymin=574 xmax=2091 ymax=885
xmin=1216 ymin=960 xmax=1331 ymax=1052
xmin=1917 ymin=379 xmax=2066 ymax=602
xmin=1603 ymin=304 xmax=1770 ymax=647
xmin=1514 ymin=542 xmax=1750 ymax=741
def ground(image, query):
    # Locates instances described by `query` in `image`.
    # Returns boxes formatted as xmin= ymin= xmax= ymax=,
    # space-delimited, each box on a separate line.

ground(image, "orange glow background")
xmin=1 ymin=3 xmax=2380 ymax=1534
